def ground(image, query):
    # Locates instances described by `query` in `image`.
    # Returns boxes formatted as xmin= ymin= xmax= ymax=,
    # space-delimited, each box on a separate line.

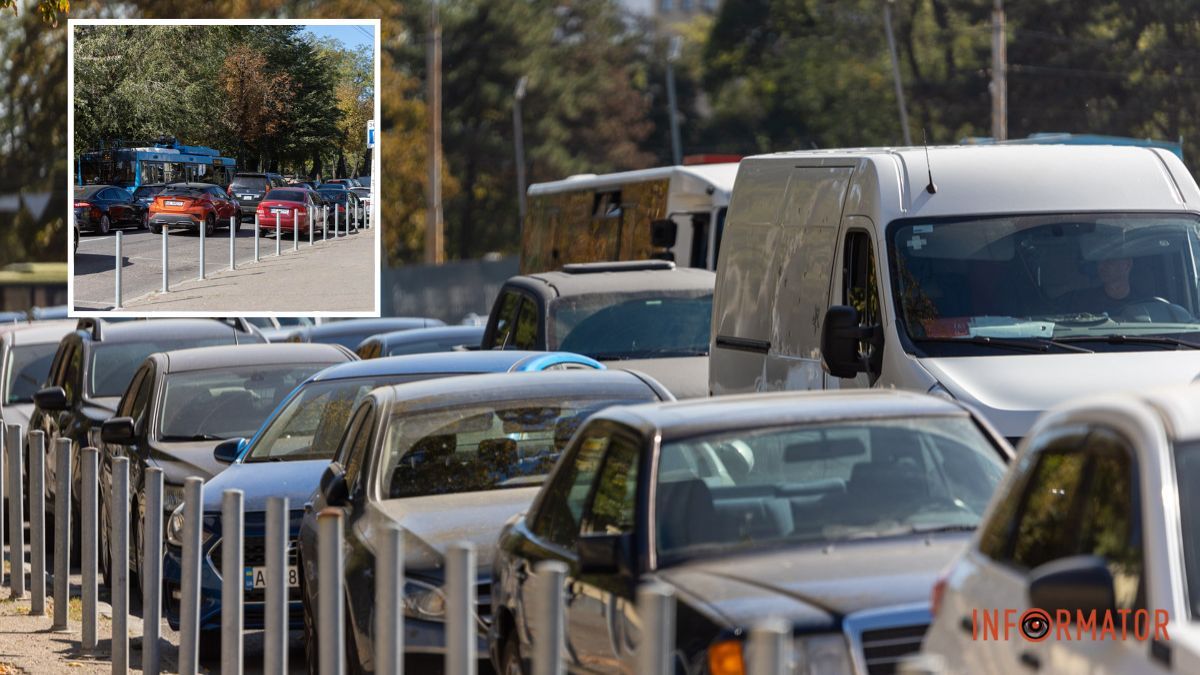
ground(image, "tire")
xmin=501 ymin=633 xmax=526 ymax=675
xmin=140 ymin=211 xmax=149 ymax=230
xmin=204 ymin=214 xmax=215 ymax=238
xmin=150 ymin=223 xmax=162 ymax=235
xmin=99 ymin=214 xmax=111 ymax=235
xmin=99 ymin=497 xmax=112 ymax=590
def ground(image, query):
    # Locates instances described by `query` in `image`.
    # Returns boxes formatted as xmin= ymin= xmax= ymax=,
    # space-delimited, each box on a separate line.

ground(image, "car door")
xmin=335 ymin=401 xmax=380 ymax=668
xmin=826 ymin=225 xmax=883 ymax=389
xmin=487 ymin=288 xmax=526 ymax=349
xmin=100 ymin=188 xmax=127 ymax=225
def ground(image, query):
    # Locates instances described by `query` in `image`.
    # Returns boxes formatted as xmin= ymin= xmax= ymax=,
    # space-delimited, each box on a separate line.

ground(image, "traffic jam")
xmin=7 ymin=144 xmax=1200 ymax=675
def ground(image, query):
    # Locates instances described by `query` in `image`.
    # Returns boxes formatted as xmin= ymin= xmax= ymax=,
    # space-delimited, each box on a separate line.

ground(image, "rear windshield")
xmin=133 ymin=185 xmax=164 ymax=200
xmin=88 ymin=337 xmax=232 ymax=398
xmin=318 ymin=191 xmax=348 ymax=204
xmin=319 ymin=183 xmax=347 ymax=191
xmin=550 ymin=290 xmax=713 ymax=359
xmin=266 ymin=189 xmax=306 ymax=202
xmin=74 ymin=186 xmax=101 ymax=199
xmin=160 ymin=187 xmax=205 ymax=197
xmin=231 ymin=176 xmax=269 ymax=191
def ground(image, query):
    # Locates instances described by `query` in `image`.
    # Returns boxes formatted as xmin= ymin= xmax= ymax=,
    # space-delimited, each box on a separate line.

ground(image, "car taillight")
xmin=707 ymin=640 xmax=744 ymax=675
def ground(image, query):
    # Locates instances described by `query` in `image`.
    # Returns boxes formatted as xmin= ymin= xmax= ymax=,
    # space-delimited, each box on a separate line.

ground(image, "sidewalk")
xmin=78 ymin=229 xmax=377 ymax=313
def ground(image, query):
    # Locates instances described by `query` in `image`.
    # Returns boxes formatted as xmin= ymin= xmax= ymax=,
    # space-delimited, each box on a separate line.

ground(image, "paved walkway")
xmin=74 ymin=227 xmax=376 ymax=313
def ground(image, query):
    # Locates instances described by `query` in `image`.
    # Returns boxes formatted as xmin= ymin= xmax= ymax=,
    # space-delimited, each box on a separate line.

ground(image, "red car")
xmin=255 ymin=187 xmax=319 ymax=235
xmin=149 ymin=182 xmax=241 ymax=236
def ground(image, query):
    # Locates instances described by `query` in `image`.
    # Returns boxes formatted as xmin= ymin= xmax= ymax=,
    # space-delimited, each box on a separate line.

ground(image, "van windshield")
xmin=890 ymin=213 xmax=1200 ymax=355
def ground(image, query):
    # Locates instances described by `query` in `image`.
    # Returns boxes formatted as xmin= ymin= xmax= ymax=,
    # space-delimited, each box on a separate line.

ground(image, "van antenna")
xmin=923 ymin=128 xmax=937 ymax=194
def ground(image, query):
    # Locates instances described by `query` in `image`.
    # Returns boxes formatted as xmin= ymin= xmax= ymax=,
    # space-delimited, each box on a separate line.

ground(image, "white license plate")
xmin=240 ymin=194 xmax=255 ymax=200
xmin=165 ymin=200 xmax=185 ymax=207
xmin=271 ymin=208 xmax=291 ymax=215
xmin=244 ymin=565 xmax=299 ymax=590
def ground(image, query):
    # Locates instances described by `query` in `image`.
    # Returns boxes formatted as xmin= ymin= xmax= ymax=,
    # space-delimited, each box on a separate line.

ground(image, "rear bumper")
xmin=150 ymin=213 xmax=201 ymax=229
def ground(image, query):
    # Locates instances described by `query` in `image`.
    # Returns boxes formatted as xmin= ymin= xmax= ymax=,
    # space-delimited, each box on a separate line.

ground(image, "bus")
xmin=76 ymin=138 xmax=238 ymax=192
xmin=522 ymin=159 xmax=738 ymax=274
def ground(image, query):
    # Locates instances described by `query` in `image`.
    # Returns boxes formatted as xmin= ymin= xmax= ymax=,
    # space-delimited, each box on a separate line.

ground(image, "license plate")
xmin=244 ymin=565 xmax=299 ymax=590
xmin=240 ymin=194 xmax=255 ymax=200
xmin=271 ymin=208 xmax=290 ymax=215
xmin=165 ymin=200 xmax=185 ymax=207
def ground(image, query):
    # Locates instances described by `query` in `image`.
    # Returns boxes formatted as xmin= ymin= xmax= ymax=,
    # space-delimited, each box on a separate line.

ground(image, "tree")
xmin=219 ymin=43 xmax=294 ymax=170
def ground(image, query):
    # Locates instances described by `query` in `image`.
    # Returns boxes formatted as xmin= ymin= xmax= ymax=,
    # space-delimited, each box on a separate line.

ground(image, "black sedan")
xmin=298 ymin=369 xmax=673 ymax=673
xmin=74 ymin=184 xmax=147 ymax=234
xmin=490 ymin=389 xmax=1014 ymax=674
xmin=132 ymin=182 xmax=167 ymax=209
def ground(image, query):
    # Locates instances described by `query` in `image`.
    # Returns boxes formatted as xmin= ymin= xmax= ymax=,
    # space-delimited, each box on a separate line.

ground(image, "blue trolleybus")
xmin=77 ymin=138 xmax=237 ymax=192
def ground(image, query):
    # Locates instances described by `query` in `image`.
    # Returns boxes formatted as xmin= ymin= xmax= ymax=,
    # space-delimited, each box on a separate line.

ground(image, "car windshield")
xmin=158 ymin=363 xmax=325 ymax=441
xmin=550 ymin=290 xmax=712 ymax=359
xmin=244 ymin=374 xmax=450 ymax=462
xmin=89 ymin=338 xmax=231 ymax=397
xmin=6 ymin=343 xmax=58 ymax=404
xmin=380 ymin=396 xmax=645 ymax=498
xmin=133 ymin=185 xmax=163 ymax=200
xmin=1174 ymin=441 xmax=1200 ymax=619
xmin=655 ymin=417 xmax=1007 ymax=561
xmin=891 ymin=213 xmax=1200 ymax=354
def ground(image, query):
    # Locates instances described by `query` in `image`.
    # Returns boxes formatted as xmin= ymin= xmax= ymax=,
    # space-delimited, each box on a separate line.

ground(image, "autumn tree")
xmin=219 ymin=44 xmax=294 ymax=171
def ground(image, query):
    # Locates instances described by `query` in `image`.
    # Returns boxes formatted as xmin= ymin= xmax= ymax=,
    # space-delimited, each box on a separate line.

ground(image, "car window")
xmin=117 ymin=365 xmax=147 ymax=417
xmin=62 ymin=342 xmax=82 ymax=404
xmin=129 ymin=366 xmax=154 ymax=426
xmin=89 ymin=337 xmax=232 ymax=398
xmin=1174 ymin=441 xmax=1200 ymax=618
xmin=343 ymin=402 xmax=376 ymax=497
xmin=6 ymin=342 xmax=59 ymax=404
xmin=512 ymin=297 xmax=539 ymax=350
xmin=158 ymin=363 xmax=322 ymax=440
xmin=231 ymin=176 xmax=268 ymax=192
xmin=843 ymin=229 xmax=882 ymax=363
xmin=582 ymin=433 xmax=640 ymax=536
xmin=550 ymin=290 xmax=712 ymax=359
xmin=490 ymin=290 xmax=524 ymax=348
xmin=531 ymin=427 xmax=611 ymax=548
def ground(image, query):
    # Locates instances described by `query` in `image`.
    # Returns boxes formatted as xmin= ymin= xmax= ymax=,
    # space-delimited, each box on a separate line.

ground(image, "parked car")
xmin=355 ymin=325 xmax=484 ymax=359
xmin=74 ymin=184 xmax=148 ymax=234
xmin=131 ymin=182 xmax=167 ymax=209
xmin=254 ymin=187 xmax=319 ymax=236
xmin=300 ymin=369 xmax=673 ymax=672
xmin=285 ymin=318 xmax=444 ymax=350
xmin=491 ymin=389 xmax=1014 ymax=674
xmin=921 ymin=384 xmax=1200 ymax=674
xmin=149 ymin=183 xmax=240 ymax=236
xmin=349 ymin=187 xmax=371 ymax=212
xmin=228 ymin=172 xmax=280 ymax=220
xmin=315 ymin=186 xmax=359 ymax=223
xmin=482 ymin=260 xmax=714 ymax=398
xmin=324 ymin=178 xmax=357 ymax=188
xmin=166 ymin=349 xmax=605 ymax=652
xmin=0 ymin=320 xmax=73 ymax=500
xmin=30 ymin=318 xmax=264 ymax=559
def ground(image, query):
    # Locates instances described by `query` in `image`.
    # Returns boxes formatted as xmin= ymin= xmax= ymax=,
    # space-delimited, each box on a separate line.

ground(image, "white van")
xmin=710 ymin=145 xmax=1200 ymax=439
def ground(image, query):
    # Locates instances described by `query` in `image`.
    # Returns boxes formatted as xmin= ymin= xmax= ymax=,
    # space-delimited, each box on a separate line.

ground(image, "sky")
xmin=301 ymin=24 xmax=376 ymax=54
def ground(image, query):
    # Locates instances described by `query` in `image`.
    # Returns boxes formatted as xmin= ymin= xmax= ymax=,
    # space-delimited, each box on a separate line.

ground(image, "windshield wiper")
xmin=912 ymin=336 xmax=1093 ymax=354
xmin=910 ymin=523 xmax=977 ymax=535
xmin=1051 ymin=334 xmax=1200 ymax=350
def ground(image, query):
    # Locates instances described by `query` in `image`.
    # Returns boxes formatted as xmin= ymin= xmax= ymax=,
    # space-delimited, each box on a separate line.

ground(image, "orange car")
xmin=149 ymin=182 xmax=241 ymax=236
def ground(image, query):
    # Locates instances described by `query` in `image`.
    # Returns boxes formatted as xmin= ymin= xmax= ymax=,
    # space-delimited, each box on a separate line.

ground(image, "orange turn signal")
xmin=708 ymin=639 xmax=745 ymax=675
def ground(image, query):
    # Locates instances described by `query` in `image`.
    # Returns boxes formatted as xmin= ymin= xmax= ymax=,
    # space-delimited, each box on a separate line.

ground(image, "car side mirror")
xmin=319 ymin=461 xmax=349 ymax=507
xmin=650 ymin=219 xmax=677 ymax=248
xmin=100 ymin=416 xmax=137 ymax=445
xmin=577 ymin=532 xmax=634 ymax=576
xmin=820 ymin=305 xmax=882 ymax=379
xmin=34 ymin=386 xmax=68 ymax=411
xmin=213 ymin=437 xmax=246 ymax=464
xmin=1028 ymin=555 xmax=1116 ymax=618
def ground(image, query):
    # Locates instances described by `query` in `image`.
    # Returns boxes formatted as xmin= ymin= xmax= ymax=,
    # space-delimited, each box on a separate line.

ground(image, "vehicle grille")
xmin=859 ymin=624 xmax=928 ymax=675
xmin=209 ymin=536 xmax=301 ymax=602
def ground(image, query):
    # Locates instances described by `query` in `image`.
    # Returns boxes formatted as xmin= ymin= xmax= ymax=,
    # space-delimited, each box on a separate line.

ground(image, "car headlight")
xmin=164 ymin=502 xmax=213 ymax=548
xmin=796 ymin=633 xmax=853 ymax=675
xmin=403 ymin=578 xmax=446 ymax=620
xmin=163 ymin=484 xmax=186 ymax=513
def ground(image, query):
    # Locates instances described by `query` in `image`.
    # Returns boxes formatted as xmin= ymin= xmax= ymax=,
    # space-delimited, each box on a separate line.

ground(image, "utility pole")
xmin=882 ymin=0 xmax=913 ymax=146
xmin=990 ymin=0 xmax=1008 ymax=140
xmin=425 ymin=0 xmax=444 ymax=264
xmin=513 ymin=76 xmax=529 ymax=235
xmin=665 ymin=35 xmax=684 ymax=166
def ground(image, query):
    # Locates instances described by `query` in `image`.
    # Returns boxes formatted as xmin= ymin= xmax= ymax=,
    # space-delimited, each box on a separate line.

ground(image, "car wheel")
xmin=140 ymin=211 xmax=149 ymax=230
xmin=502 ymin=633 xmax=526 ymax=675
xmin=99 ymin=497 xmax=113 ymax=590
xmin=99 ymin=214 xmax=111 ymax=235
xmin=150 ymin=223 xmax=162 ymax=235
xmin=205 ymin=214 xmax=215 ymax=238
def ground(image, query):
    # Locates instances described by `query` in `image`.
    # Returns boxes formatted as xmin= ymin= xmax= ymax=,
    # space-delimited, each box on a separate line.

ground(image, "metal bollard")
xmin=114 ymin=231 xmax=123 ymax=309
xmin=747 ymin=617 xmax=792 ymax=675
xmin=198 ymin=217 xmax=206 ymax=280
xmin=375 ymin=524 xmax=404 ymax=675
xmin=308 ymin=206 xmax=314 ymax=246
xmin=29 ymin=431 xmax=46 ymax=615
xmin=275 ymin=212 xmax=281 ymax=257
xmin=221 ymin=489 xmax=244 ymax=675
xmin=318 ymin=508 xmax=344 ymax=675
xmin=179 ymin=477 xmax=204 ymax=674
xmin=161 ymin=226 xmax=169 ymax=293
xmin=111 ymin=456 xmax=130 ymax=673
xmin=323 ymin=205 xmax=328 ymax=241
xmin=445 ymin=541 xmax=477 ymax=675
xmin=143 ymin=468 xmax=163 ymax=675
xmin=293 ymin=208 xmax=299 ymax=252
xmin=264 ymin=496 xmax=288 ymax=674
xmin=0 ymin=427 xmax=5 ymax=591
xmin=8 ymin=424 xmax=25 ymax=599
xmin=51 ymin=439 xmax=70 ymax=630
xmin=533 ymin=561 xmax=567 ymax=675
xmin=636 ymin=581 xmax=676 ymax=675
xmin=254 ymin=213 xmax=260 ymax=263
xmin=335 ymin=204 xmax=339 ymax=238
xmin=82 ymin=447 xmax=99 ymax=653
xmin=230 ymin=215 xmax=237 ymax=270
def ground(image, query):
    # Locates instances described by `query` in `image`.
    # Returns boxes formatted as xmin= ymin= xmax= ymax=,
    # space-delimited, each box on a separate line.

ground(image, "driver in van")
xmin=1060 ymin=255 xmax=1134 ymax=316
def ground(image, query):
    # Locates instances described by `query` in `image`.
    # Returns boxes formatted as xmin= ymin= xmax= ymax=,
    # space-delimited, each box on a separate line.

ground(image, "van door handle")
xmin=1019 ymin=652 xmax=1040 ymax=670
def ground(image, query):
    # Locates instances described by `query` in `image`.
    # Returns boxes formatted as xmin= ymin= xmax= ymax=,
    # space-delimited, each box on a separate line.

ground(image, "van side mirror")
xmin=319 ymin=461 xmax=349 ymax=507
xmin=100 ymin=416 xmax=137 ymax=445
xmin=577 ymin=532 xmax=634 ymax=576
xmin=34 ymin=386 xmax=68 ymax=411
xmin=213 ymin=437 xmax=246 ymax=464
xmin=1028 ymin=555 xmax=1115 ymax=618
xmin=820 ymin=305 xmax=882 ymax=379
xmin=650 ymin=219 xmax=677 ymax=248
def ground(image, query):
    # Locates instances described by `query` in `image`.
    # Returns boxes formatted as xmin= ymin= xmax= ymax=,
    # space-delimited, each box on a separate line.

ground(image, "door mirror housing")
xmin=650 ymin=219 xmax=678 ymax=248
xmin=577 ymin=532 xmax=634 ymax=576
xmin=100 ymin=416 xmax=137 ymax=445
xmin=213 ymin=437 xmax=246 ymax=464
xmin=820 ymin=305 xmax=882 ymax=379
xmin=34 ymin=386 xmax=68 ymax=411
xmin=1028 ymin=555 xmax=1116 ymax=618
xmin=319 ymin=461 xmax=349 ymax=507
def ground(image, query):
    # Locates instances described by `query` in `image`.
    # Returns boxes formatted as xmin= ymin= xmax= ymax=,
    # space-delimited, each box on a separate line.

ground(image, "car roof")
xmin=293 ymin=318 xmax=441 ymax=340
xmin=594 ymin=389 xmax=975 ymax=440
xmin=234 ymin=172 xmax=269 ymax=177
xmin=366 ymin=325 xmax=484 ymax=347
xmin=76 ymin=185 xmax=112 ymax=195
xmin=7 ymin=320 xmax=76 ymax=346
xmin=134 ymin=183 xmax=166 ymax=189
xmin=163 ymin=182 xmax=220 ymax=190
xmin=308 ymin=349 xmax=600 ymax=381
xmin=372 ymin=369 xmax=663 ymax=413
xmin=510 ymin=264 xmax=715 ymax=298
xmin=79 ymin=318 xmax=258 ymax=344
xmin=156 ymin=342 xmax=352 ymax=374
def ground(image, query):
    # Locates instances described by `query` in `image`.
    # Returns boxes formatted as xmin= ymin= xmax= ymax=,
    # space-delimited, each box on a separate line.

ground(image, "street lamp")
xmin=513 ymin=75 xmax=529 ymax=233
xmin=666 ymin=35 xmax=683 ymax=166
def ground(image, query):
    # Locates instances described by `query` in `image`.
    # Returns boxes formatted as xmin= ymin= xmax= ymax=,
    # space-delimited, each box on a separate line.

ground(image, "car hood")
xmin=920 ymin=351 xmax=1200 ymax=437
xmin=202 ymin=458 xmax=328 ymax=512
xmin=149 ymin=440 xmax=233 ymax=485
xmin=367 ymin=487 xmax=541 ymax=572
xmin=614 ymin=356 xmax=708 ymax=399
xmin=653 ymin=534 xmax=968 ymax=630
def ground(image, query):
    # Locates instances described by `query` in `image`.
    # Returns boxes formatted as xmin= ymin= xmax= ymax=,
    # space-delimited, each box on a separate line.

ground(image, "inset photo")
xmin=68 ymin=19 xmax=380 ymax=316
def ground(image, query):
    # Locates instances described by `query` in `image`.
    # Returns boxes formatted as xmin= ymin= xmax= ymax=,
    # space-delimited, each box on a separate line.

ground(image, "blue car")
xmin=161 ymin=350 xmax=604 ymax=649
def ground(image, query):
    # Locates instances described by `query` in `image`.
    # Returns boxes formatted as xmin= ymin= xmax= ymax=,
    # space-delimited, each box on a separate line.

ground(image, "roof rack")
xmin=560 ymin=260 xmax=676 ymax=274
